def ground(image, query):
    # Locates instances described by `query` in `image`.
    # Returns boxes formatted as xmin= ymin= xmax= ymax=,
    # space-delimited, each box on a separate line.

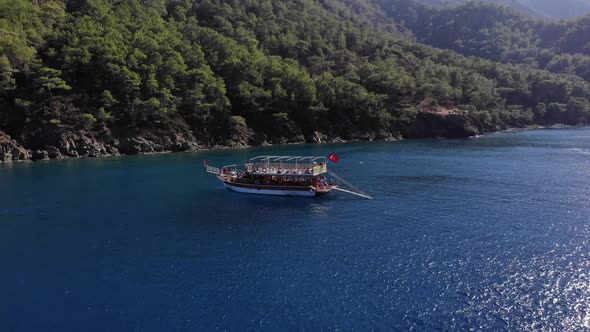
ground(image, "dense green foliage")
xmin=1 ymin=0 xmax=590 ymax=149
xmin=380 ymin=0 xmax=590 ymax=81
xmin=413 ymin=0 xmax=590 ymax=19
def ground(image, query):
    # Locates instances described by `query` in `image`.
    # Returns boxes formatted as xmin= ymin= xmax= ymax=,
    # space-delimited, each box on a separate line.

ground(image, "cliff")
xmin=0 ymin=132 xmax=30 ymax=163
xmin=1 ymin=108 xmax=566 ymax=163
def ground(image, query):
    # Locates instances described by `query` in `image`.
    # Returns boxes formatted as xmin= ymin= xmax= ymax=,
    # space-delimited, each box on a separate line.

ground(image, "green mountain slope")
xmin=1 ymin=0 xmax=589 ymax=160
xmin=523 ymin=0 xmax=590 ymax=19
xmin=413 ymin=0 xmax=590 ymax=19
xmin=378 ymin=1 xmax=590 ymax=79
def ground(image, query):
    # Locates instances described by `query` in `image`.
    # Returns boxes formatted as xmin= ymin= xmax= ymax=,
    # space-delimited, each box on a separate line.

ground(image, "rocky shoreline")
xmin=0 ymin=129 xmax=205 ymax=163
xmin=0 ymin=111 xmax=572 ymax=164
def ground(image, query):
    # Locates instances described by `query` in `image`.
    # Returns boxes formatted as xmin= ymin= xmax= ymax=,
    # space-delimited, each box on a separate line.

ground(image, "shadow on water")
xmin=178 ymin=187 xmax=359 ymax=228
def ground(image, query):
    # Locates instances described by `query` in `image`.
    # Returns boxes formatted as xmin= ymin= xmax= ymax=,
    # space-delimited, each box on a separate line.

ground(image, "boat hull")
xmin=224 ymin=182 xmax=317 ymax=197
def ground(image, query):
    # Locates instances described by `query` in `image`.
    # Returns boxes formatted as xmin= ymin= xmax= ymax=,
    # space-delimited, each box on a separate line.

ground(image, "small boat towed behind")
xmin=203 ymin=155 xmax=372 ymax=199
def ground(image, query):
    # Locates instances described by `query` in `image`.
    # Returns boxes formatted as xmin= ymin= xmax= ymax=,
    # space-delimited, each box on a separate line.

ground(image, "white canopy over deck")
xmin=220 ymin=155 xmax=328 ymax=176
xmin=249 ymin=156 xmax=327 ymax=164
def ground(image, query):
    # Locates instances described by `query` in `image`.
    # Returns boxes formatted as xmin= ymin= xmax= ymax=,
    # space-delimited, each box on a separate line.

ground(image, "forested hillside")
xmin=380 ymin=1 xmax=590 ymax=80
xmin=413 ymin=0 xmax=590 ymax=19
xmin=1 ymin=0 xmax=590 ymax=161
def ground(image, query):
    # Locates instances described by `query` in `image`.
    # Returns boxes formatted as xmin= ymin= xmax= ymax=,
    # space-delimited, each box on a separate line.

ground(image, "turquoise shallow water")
xmin=1 ymin=128 xmax=590 ymax=331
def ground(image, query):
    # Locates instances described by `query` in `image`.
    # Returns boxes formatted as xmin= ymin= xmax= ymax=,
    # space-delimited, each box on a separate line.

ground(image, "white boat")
xmin=204 ymin=156 xmax=335 ymax=197
xmin=204 ymin=154 xmax=373 ymax=199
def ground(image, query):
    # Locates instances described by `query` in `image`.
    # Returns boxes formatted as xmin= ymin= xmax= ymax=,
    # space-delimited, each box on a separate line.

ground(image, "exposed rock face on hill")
xmin=0 ymin=132 xmax=31 ymax=163
xmin=0 ymin=128 xmax=207 ymax=163
xmin=20 ymin=127 xmax=121 ymax=159
xmin=411 ymin=112 xmax=480 ymax=138
xmin=116 ymin=131 xmax=201 ymax=154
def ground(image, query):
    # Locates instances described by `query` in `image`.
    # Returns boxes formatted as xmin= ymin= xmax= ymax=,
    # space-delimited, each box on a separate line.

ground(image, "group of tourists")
xmin=248 ymin=167 xmax=314 ymax=175
xmin=314 ymin=176 xmax=331 ymax=189
xmin=221 ymin=162 xmax=334 ymax=189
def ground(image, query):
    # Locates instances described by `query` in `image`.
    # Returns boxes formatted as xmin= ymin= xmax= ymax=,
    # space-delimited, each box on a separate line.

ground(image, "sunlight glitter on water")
xmin=462 ymin=244 xmax=590 ymax=331
xmin=3 ymin=128 xmax=590 ymax=331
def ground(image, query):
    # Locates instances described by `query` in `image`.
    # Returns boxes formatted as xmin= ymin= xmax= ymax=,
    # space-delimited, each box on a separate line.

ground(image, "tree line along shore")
xmin=2 ymin=0 xmax=590 ymax=162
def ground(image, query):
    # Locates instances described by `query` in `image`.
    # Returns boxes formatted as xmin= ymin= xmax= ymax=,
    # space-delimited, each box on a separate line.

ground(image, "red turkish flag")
xmin=329 ymin=152 xmax=339 ymax=163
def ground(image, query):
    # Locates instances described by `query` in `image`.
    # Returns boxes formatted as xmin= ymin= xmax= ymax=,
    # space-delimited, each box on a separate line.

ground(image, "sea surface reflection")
xmin=1 ymin=128 xmax=589 ymax=331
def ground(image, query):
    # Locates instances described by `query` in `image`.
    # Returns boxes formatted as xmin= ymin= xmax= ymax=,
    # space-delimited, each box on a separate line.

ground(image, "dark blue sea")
xmin=1 ymin=128 xmax=590 ymax=331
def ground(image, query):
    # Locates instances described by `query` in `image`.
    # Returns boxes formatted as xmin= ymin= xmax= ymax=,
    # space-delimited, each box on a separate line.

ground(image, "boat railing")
xmin=205 ymin=165 xmax=220 ymax=174
xmin=247 ymin=162 xmax=327 ymax=176
xmin=229 ymin=176 xmax=313 ymax=187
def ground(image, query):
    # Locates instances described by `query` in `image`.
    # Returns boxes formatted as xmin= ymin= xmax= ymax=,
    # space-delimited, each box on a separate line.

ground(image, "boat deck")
xmin=203 ymin=155 xmax=372 ymax=198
